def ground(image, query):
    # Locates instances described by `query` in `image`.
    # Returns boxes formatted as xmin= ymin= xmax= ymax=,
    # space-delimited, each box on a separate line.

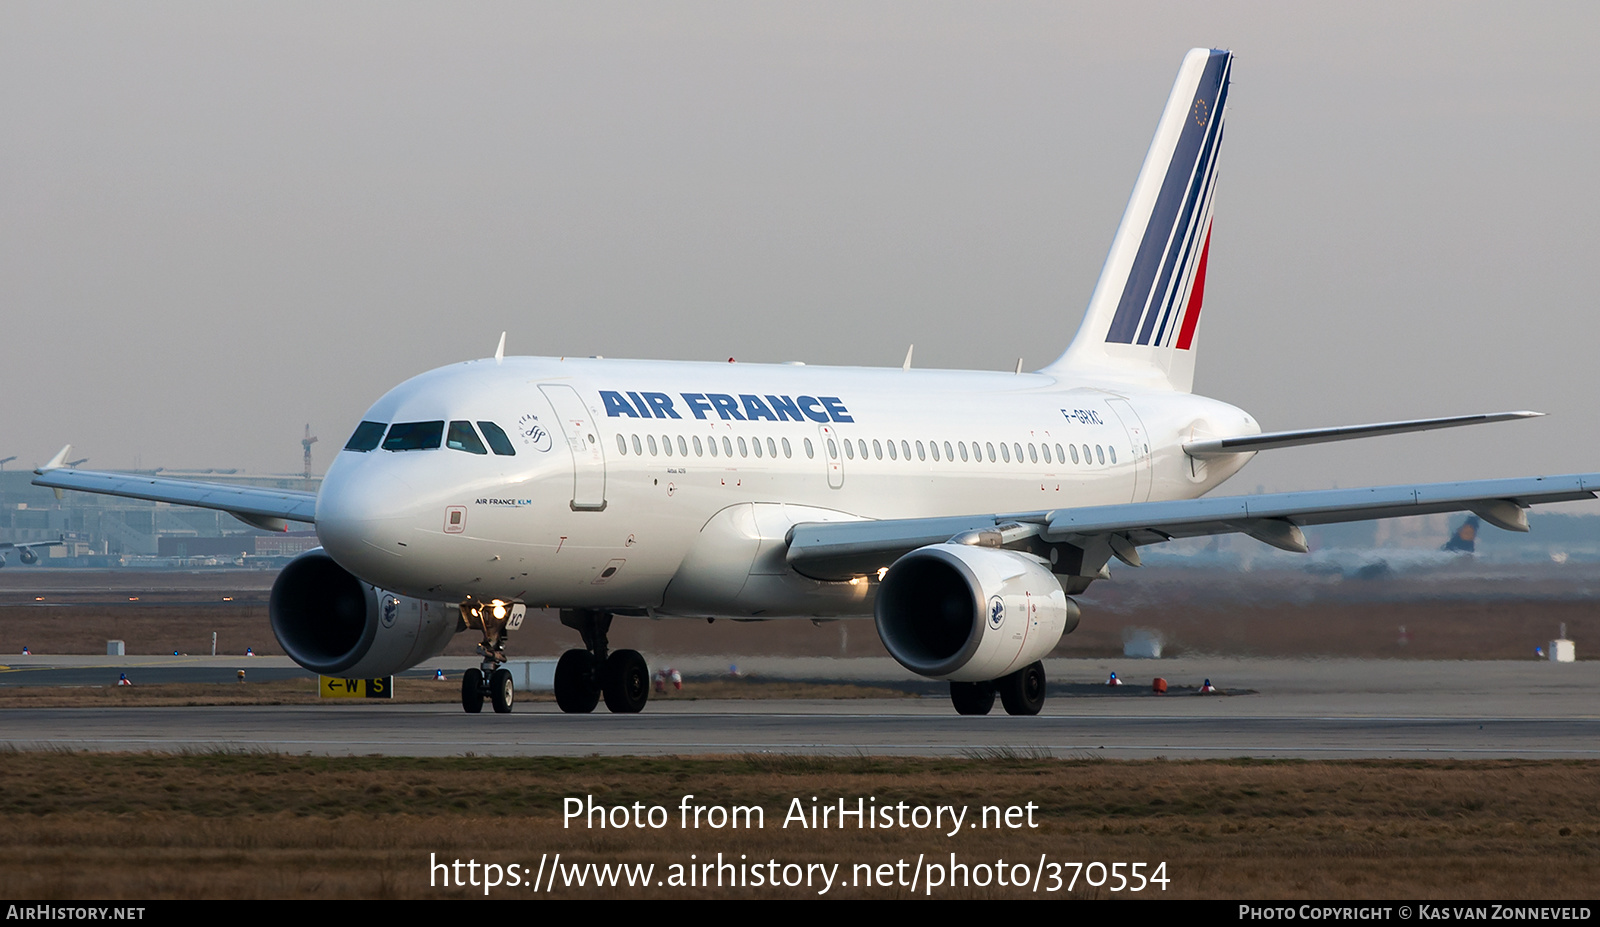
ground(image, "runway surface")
xmin=2 ymin=656 xmax=1595 ymax=759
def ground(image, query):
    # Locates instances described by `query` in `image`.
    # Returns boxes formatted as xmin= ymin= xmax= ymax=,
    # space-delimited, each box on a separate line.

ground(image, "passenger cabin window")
xmin=616 ymin=435 xmax=627 ymax=454
xmin=344 ymin=421 xmax=386 ymax=452
xmin=478 ymin=422 xmax=516 ymax=456
xmin=383 ymin=421 xmax=444 ymax=451
xmin=447 ymin=421 xmax=488 ymax=455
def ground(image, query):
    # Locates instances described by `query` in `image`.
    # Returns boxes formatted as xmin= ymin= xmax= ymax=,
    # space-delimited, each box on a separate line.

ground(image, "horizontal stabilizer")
xmin=1184 ymin=411 xmax=1542 ymax=459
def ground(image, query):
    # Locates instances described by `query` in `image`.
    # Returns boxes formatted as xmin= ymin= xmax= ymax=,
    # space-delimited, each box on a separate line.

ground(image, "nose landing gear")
xmin=459 ymin=598 xmax=524 ymax=714
xmin=555 ymin=609 xmax=650 ymax=714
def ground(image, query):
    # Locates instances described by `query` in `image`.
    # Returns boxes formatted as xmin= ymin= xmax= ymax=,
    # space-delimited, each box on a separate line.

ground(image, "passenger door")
xmin=538 ymin=384 xmax=608 ymax=511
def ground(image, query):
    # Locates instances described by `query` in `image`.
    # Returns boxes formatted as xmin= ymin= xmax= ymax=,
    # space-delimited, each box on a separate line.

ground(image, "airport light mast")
xmin=301 ymin=425 xmax=318 ymax=481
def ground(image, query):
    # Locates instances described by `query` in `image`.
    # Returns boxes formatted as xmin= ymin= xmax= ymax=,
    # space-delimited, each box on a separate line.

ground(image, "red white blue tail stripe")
xmin=1105 ymin=50 xmax=1231 ymax=349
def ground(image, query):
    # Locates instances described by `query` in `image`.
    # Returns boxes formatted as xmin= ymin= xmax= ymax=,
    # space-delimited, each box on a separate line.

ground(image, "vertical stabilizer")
xmin=1042 ymin=48 xmax=1232 ymax=393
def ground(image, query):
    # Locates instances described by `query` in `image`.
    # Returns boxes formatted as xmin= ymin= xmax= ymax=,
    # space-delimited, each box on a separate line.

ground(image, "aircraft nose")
xmin=314 ymin=466 xmax=417 ymax=572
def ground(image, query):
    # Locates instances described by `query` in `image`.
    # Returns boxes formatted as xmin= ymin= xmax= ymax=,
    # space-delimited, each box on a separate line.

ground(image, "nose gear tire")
xmin=461 ymin=668 xmax=484 ymax=713
xmin=490 ymin=667 xmax=515 ymax=714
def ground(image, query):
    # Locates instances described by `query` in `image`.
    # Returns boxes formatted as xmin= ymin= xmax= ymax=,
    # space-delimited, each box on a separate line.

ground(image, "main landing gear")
xmin=554 ymin=609 xmax=650 ymax=714
xmin=948 ymin=660 xmax=1046 ymax=717
xmin=459 ymin=598 xmax=522 ymax=714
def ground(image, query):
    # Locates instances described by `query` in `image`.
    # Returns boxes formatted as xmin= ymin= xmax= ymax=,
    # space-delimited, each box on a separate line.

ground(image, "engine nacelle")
xmin=270 ymin=548 xmax=459 ymax=678
xmin=18 ymin=547 xmax=39 ymax=565
xmin=874 ymin=544 xmax=1079 ymax=682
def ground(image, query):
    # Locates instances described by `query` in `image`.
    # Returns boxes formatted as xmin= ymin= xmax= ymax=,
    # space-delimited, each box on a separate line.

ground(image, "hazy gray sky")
xmin=4 ymin=2 xmax=1597 ymax=501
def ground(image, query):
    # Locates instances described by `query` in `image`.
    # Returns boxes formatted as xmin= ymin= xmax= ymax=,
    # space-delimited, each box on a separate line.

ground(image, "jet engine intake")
xmin=269 ymin=548 xmax=458 ymax=678
xmin=874 ymin=544 xmax=1078 ymax=682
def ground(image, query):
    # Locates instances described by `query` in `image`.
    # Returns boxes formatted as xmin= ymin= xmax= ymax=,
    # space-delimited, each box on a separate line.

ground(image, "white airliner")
xmin=33 ymin=49 xmax=1598 ymax=717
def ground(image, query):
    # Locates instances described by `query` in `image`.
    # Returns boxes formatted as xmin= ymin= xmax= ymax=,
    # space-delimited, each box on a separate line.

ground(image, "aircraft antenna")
xmin=302 ymin=425 xmax=318 ymax=480
xmin=1015 ymin=358 xmax=1024 ymax=374
xmin=902 ymin=345 xmax=913 ymax=372
xmin=495 ymin=331 xmax=506 ymax=364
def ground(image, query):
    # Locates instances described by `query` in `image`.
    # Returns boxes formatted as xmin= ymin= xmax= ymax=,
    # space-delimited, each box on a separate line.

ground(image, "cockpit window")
xmin=446 ymin=421 xmax=488 ymax=455
xmin=382 ymin=421 xmax=444 ymax=451
xmin=477 ymin=421 xmax=516 ymax=456
xmin=344 ymin=421 xmax=387 ymax=452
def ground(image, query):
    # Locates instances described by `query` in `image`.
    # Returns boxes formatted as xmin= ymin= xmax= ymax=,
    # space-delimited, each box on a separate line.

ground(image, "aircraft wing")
xmin=0 ymin=537 xmax=65 ymax=551
xmin=32 ymin=468 xmax=316 ymax=531
xmin=786 ymin=472 xmax=1599 ymax=581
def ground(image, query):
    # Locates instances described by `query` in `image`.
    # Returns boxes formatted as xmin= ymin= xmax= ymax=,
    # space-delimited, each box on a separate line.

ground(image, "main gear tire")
xmin=997 ymin=661 xmax=1046 ymax=716
xmin=602 ymin=649 xmax=650 ymax=714
xmin=949 ymin=680 xmax=996 ymax=715
xmin=554 ymin=649 xmax=600 ymax=714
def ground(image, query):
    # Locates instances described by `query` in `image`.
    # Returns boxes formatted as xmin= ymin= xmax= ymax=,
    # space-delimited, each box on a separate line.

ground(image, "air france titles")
xmin=600 ymin=391 xmax=853 ymax=424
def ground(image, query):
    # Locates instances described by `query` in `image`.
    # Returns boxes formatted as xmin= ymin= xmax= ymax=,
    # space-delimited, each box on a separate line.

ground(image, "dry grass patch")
xmin=0 ymin=754 xmax=1596 ymax=899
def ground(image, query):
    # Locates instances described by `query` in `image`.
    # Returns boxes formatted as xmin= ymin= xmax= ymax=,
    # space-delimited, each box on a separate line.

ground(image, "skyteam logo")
xmin=988 ymin=595 xmax=1005 ymax=631
xmin=518 ymin=413 xmax=553 ymax=452
xmin=381 ymin=595 xmax=399 ymax=629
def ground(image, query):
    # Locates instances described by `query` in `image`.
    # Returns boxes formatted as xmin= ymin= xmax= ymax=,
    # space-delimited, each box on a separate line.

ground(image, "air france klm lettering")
xmin=34 ymin=49 xmax=1593 ymax=719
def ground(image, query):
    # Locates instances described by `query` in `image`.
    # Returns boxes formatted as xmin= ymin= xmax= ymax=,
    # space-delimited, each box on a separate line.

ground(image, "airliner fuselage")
xmin=314 ymin=357 xmax=1258 ymax=613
